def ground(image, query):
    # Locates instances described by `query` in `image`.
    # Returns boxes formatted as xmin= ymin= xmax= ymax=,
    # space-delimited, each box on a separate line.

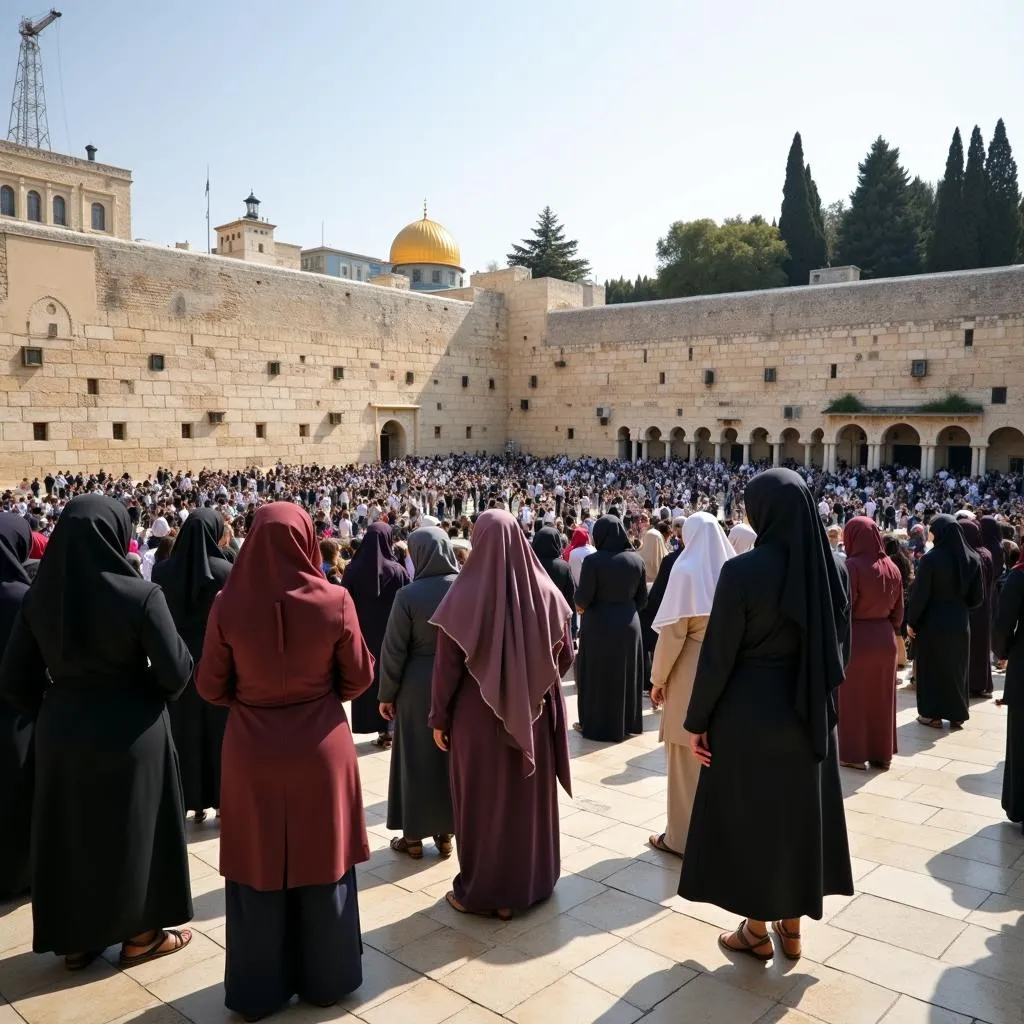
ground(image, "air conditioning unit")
xmin=328 ymin=412 xmax=342 ymax=426
xmin=783 ymin=405 xmax=802 ymax=420
xmin=704 ymin=369 xmax=715 ymax=386
xmin=21 ymin=346 xmax=43 ymax=367
xmin=910 ymin=359 xmax=928 ymax=378
xmin=595 ymin=406 xmax=611 ymax=419
xmin=207 ymin=411 xmax=226 ymax=424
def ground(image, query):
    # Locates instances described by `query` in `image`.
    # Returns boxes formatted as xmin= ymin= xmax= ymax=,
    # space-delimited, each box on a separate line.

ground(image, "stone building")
xmin=388 ymin=206 xmax=466 ymax=291
xmin=214 ymin=193 xmax=301 ymax=270
xmin=0 ymin=145 xmax=1021 ymax=482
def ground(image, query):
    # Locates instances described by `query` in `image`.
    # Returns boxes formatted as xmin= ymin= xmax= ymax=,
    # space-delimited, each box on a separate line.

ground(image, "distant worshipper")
xmin=679 ymin=469 xmax=854 ymax=962
xmin=728 ymin=521 xmax=757 ymax=554
xmin=0 ymin=514 xmax=36 ymax=899
xmin=532 ymin=525 xmax=577 ymax=613
xmin=429 ymin=509 xmax=573 ymax=920
xmin=907 ymin=515 xmax=983 ymax=730
xmin=961 ymin=519 xmax=995 ymax=698
xmin=140 ymin=515 xmax=171 ymax=580
xmin=574 ymin=514 xmax=648 ymax=741
xmin=836 ymin=517 xmax=903 ymax=771
xmin=563 ymin=525 xmax=596 ymax=587
xmin=994 ymin=552 xmax=1024 ymax=831
xmin=341 ymin=522 xmax=410 ymax=747
xmin=378 ymin=527 xmax=458 ymax=860
xmin=0 ymin=495 xmax=195 ymax=970
xmin=152 ymin=508 xmax=233 ymax=822
xmin=648 ymin=511 xmax=734 ymax=857
xmin=196 ymin=502 xmax=375 ymax=1019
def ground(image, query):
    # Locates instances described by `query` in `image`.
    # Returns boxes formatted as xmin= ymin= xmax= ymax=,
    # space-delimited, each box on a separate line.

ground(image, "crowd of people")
xmin=0 ymin=451 xmax=1023 ymax=1018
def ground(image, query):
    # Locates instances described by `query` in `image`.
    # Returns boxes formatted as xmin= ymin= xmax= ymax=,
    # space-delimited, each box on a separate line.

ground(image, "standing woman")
xmin=961 ymin=520 xmax=995 ymax=697
xmin=994 ymin=557 xmax=1024 ymax=830
xmin=837 ymin=518 xmax=903 ymax=771
xmin=0 ymin=495 xmax=194 ymax=970
xmin=342 ymin=521 xmax=410 ymax=747
xmin=679 ymin=469 xmax=853 ymax=962
xmin=0 ymin=514 xmax=36 ymax=899
xmin=196 ymin=503 xmax=375 ymax=1020
xmin=378 ymin=527 xmax=458 ymax=860
xmin=648 ymin=512 xmax=733 ymax=857
xmin=153 ymin=508 xmax=232 ymax=822
xmin=728 ymin=522 xmax=757 ymax=554
xmin=430 ymin=510 xmax=573 ymax=919
xmin=907 ymin=515 xmax=983 ymax=729
xmin=532 ymin=526 xmax=576 ymax=611
xmin=575 ymin=515 xmax=648 ymax=741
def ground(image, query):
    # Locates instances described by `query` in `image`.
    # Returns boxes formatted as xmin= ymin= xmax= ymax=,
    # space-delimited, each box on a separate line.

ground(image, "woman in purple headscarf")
xmin=429 ymin=510 xmax=574 ymax=919
xmin=341 ymin=522 xmax=409 ymax=745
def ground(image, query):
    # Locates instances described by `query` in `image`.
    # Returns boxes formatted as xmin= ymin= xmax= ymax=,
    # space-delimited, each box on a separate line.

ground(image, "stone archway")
xmin=694 ymin=427 xmax=713 ymax=461
xmin=669 ymin=427 xmax=686 ymax=460
xmin=836 ymin=423 xmax=868 ymax=468
xmin=379 ymin=419 xmax=407 ymax=462
xmin=721 ymin=427 xmax=740 ymax=465
xmin=780 ymin=427 xmax=803 ymax=465
xmin=749 ymin=427 xmax=771 ymax=464
xmin=646 ymin=426 xmax=665 ymax=461
xmin=881 ymin=423 xmax=921 ymax=469
xmin=935 ymin=425 xmax=972 ymax=475
xmin=616 ymin=426 xmax=632 ymax=461
xmin=988 ymin=427 xmax=1024 ymax=473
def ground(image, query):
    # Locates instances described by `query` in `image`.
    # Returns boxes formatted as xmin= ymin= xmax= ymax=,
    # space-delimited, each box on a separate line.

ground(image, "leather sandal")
xmin=390 ymin=836 xmax=423 ymax=859
xmin=916 ymin=716 xmax=943 ymax=729
xmin=434 ymin=834 xmax=454 ymax=858
xmin=445 ymin=890 xmax=512 ymax=921
xmin=718 ymin=919 xmax=773 ymax=961
xmin=648 ymin=833 xmax=682 ymax=857
xmin=120 ymin=928 xmax=192 ymax=967
xmin=772 ymin=919 xmax=802 ymax=960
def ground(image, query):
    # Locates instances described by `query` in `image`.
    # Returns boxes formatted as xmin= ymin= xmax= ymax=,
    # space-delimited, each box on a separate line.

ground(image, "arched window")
xmin=52 ymin=195 xmax=66 ymax=226
xmin=90 ymin=202 xmax=106 ymax=231
xmin=257 ymin=243 xmax=264 ymax=253
xmin=26 ymin=190 xmax=41 ymax=222
xmin=0 ymin=186 xmax=14 ymax=217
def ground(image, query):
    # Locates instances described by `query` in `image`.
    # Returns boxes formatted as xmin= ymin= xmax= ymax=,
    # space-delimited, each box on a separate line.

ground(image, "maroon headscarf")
xmin=843 ymin=515 xmax=903 ymax=612
xmin=341 ymin=521 xmax=403 ymax=597
xmin=562 ymin=525 xmax=591 ymax=562
xmin=960 ymin=519 xmax=994 ymax=586
xmin=430 ymin=509 xmax=572 ymax=780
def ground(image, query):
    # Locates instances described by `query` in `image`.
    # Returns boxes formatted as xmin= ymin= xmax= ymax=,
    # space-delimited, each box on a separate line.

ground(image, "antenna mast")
xmin=8 ymin=8 xmax=62 ymax=149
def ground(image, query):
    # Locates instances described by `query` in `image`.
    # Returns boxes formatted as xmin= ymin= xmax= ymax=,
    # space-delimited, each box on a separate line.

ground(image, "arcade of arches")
xmin=614 ymin=421 xmax=1024 ymax=476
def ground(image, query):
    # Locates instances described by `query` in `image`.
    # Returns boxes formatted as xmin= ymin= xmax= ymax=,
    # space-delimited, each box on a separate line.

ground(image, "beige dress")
xmin=651 ymin=614 xmax=708 ymax=853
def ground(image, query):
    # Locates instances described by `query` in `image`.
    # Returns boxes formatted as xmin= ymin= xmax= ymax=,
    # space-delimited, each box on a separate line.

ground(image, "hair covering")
xmin=638 ymin=527 xmax=669 ymax=583
xmin=743 ymin=469 xmax=850 ymax=762
xmin=960 ymin=518 xmax=993 ymax=578
xmin=929 ymin=514 xmax=981 ymax=593
xmin=0 ymin=513 xmax=32 ymax=587
xmin=593 ymin=514 xmax=631 ymax=553
xmin=728 ymin=522 xmax=757 ymax=554
xmin=842 ymin=516 xmax=887 ymax=561
xmin=341 ymin=521 xmax=403 ymax=597
xmin=652 ymin=511 xmax=734 ymax=631
xmin=531 ymin=526 xmax=564 ymax=564
xmin=420 ymin=514 xmax=440 ymax=528
xmin=980 ymin=516 xmax=1006 ymax=576
xmin=563 ymin=526 xmax=591 ymax=562
xmin=407 ymin=526 xmax=459 ymax=580
xmin=150 ymin=516 xmax=171 ymax=540
xmin=155 ymin=507 xmax=229 ymax=622
xmin=430 ymin=509 xmax=571 ymax=779
xmin=28 ymin=530 xmax=48 ymax=561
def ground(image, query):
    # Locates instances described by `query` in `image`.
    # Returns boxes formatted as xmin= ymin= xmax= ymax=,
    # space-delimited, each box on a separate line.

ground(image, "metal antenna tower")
xmin=8 ymin=9 xmax=62 ymax=149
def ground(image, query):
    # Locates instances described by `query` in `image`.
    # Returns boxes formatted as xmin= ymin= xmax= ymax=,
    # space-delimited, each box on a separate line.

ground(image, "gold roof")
xmin=389 ymin=207 xmax=462 ymax=269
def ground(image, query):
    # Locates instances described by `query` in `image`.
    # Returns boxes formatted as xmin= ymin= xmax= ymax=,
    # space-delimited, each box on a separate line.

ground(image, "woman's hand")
xmin=432 ymin=728 xmax=449 ymax=752
xmin=688 ymin=730 xmax=711 ymax=767
xmin=379 ymin=702 xmax=395 ymax=722
xmin=650 ymin=685 xmax=665 ymax=709
xmin=906 ymin=626 xmax=916 ymax=640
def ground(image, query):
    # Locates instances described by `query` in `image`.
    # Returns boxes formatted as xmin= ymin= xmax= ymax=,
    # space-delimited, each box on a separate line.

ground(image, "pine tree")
xmin=836 ymin=137 xmax=920 ymax=278
xmin=929 ymin=128 xmax=965 ymax=271
xmin=905 ymin=176 xmax=936 ymax=270
xmin=507 ymin=206 xmax=591 ymax=281
xmin=982 ymin=118 xmax=1021 ymax=266
xmin=778 ymin=133 xmax=827 ymax=285
xmin=961 ymin=125 xmax=988 ymax=268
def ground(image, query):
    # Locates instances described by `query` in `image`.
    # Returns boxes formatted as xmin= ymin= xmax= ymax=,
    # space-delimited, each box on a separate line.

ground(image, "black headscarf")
xmin=930 ymin=514 xmax=981 ymax=594
xmin=980 ymin=516 xmax=1006 ymax=576
xmin=0 ymin=513 xmax=32 ymax=588
xmin=342 ymin=521 xmax=403 ymax=597
xmin=531 ymin=526 xmax=565 ymax=564
xmin=593 ymin=515 xmax=631 ymax=553
xmin=154 ymin=508 xmax=229 ymax=622
xmin=26 ymin=494 xmax=143 ymax=659
xmin=744 ymin=468 xmax=850 ymax=762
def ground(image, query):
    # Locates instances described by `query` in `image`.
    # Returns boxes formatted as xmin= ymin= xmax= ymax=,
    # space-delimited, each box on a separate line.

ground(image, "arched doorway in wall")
xmin=646 ymin=427 xmax=666 ymax=461
xmin=749 ymin=427 xmax=771 ymax=464
xmin=669 ymin=427 xmax=686 ymax=460
xmin=721 ymin=427 xmax=740 ymax=465
xmin=836 ymin=424 xmax=868 ymax=468
xmin=694 ymin=427 xmax=713 ymax=461
xmin=935 ymin=426 xmax=972 ymax=475
xmin=809 ymin=428 xmax=824 ymax=468
xmin=780 ymin=427 xmax=803 ymax=465
xmin=988 ymin=427 xmax=1024 ymax=473
xmin=881 ymin=423 xmax=921 ymax=469
xmin=616 ymin=427 xmax=632 ymax=461
xmin=379 ymin=420 xmax=407 ymax=462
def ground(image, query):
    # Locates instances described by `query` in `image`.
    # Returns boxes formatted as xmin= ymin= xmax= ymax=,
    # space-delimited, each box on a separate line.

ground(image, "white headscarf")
xmin=652 ymin=511 xmax=734 ymax=632
xmin=149 ymin=516 xmax=170 ymax=539
xmin=728 ymin=522 xmax=757 ymax=554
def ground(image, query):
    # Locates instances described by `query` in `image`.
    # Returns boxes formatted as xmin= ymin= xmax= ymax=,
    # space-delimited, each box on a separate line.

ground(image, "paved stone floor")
xmin=2 ymin=670 xmax=1023 ymax=1024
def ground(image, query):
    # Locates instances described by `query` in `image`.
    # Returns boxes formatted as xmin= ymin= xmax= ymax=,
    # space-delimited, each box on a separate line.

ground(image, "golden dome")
xmin=389 ymin=208 xmax=462 ymax=269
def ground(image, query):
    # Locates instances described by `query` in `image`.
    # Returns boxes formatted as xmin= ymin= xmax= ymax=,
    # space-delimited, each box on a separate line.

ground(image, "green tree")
xmin=837 ymin=137 xmax=920 ymax=278
xmin=822 ymin=199 xmax=846 ymax=261
xmin=961 ymin=125 xmax=988 ymax=268
xmin=929 ymin=128 xmax=965 ymax=271
xmin=905 ymin=176 xmax=936 ymax=270
xmin=604 ymin=275 xmax=660 ymax=304
xmin=507 ymin=206 xmax=591 ymax=281
xmin=806 ymin=163 xmax=825 ymax=238
xmin=982 ymin=118 xmax=1021 ymax=266
xmin=656 ymin=217 xmax=788 ymax=298
xmin=778 ymin=132 xmax=827 ymax=285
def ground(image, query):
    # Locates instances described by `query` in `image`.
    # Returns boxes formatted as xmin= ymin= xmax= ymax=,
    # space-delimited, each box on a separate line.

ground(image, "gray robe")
xmin=378 ymin=528 xmax=458 ymax=840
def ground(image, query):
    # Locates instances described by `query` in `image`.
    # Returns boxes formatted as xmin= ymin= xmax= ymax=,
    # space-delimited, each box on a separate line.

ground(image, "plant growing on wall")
xmin=917 ymin=392 xmax=983 ymax=413
xmin=824 ymin=394 xmax=866 ymax=413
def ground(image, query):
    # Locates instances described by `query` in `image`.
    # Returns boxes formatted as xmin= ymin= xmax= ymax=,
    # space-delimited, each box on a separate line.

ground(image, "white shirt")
xmin=568 ymin=545 xmax=596 ymax=588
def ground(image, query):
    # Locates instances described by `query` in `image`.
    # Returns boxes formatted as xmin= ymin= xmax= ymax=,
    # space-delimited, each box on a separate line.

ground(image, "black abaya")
xmin=994 ymin=570 xmax=1024 ymax=825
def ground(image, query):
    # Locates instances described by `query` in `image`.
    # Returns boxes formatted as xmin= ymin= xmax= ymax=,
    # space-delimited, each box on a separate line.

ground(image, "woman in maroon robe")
xmin=429 ymin=509 xmax=574 ymax=920
xmin=837 ymin=517 xmax=903 ymax=770
xmin=961 ymin=519 xmax=995 ymax=697
xmin=197 ymin=503 xmax=375 ymax=1021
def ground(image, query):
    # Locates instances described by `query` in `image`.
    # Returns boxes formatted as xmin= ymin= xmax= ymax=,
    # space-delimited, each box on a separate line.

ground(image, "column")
xmin=825 ymin=443 xmax=837 ymax=473
xmin=977 ymin=445 xmax=987 ymax=475
xmin=804 ymin=442 xmax=813 ymax=467
xmin=17 ymin=177 xmax=26 ymax=220
xmin=742 ymin=442 xmax=750 ymax=465
xmin=688 ymin=441 xmax=697 ymax=463
xmin=772 ymin=443 xmax=781 ymax=467
xmin=713 ymin=442 xmax=722 ymax=464
xmin=921 ymin=443 xmax=935 ymax=479
xmin=641 ymin=440 xmax=649 ymax=461
xmin=867 ymin=443 xmax=879 ymax=470
xmin=970 ymin=446 xmax=980 ymax=477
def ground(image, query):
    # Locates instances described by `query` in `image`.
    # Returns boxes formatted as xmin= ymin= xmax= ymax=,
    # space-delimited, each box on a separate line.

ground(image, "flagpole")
xmin=205 ymin=166 xmax=211 ymax=254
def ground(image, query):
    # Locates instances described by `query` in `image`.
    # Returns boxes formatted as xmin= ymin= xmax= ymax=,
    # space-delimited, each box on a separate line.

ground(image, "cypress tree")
xmin=982 ymin=118 xmax=1021 ymax=266
xmin=778 ymin=132 xmax=827 ymax=285
xmin=805 ymin=163 xmax=825 ymax=239
xmin=905 ymin=176 xmax=936 ymax=270
xmin=961 ymin=125 xmax=988 ymax=268
xmin=928 ymin=128 xmax=966 ymax=272
xmin=836 ymin=137 xmax=920 ymax=278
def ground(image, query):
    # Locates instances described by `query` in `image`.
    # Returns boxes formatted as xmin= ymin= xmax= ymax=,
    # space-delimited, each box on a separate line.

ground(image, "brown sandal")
xmin=390 ymin=836 xmax=423 ymax=859
xmin=718 ymin=919 xmax=773 ymax=961
xmin=120 ymin=928 xmax=192 ymax=967
xmin=772 ymin=920 xmax=802 ymax=960
xmin=445 ymin=890 xmax=512 ymax=921
xmin=840 ymin=761 xmax=867 ymax=771
xmin=648 ymin=833 xmax=682 ymax=857
xmin=917 ymin=716 xmax=943 ymax=729
xmin=434 ymin=834 xmax=454 ymax=858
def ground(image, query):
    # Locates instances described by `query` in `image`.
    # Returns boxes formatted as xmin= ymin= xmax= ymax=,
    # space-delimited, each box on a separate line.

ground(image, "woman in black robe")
xmin=961 ymin=520 xmax=995 ymax=697
xmin=994 ymin=562 xmax=1024 ymax=830
xmin=679 ymin=468 xmax=854 ymax=961
xmin=906 ymin=515 xmax=984 ymax=729
xmin=152 ymin=508 xmax=232 ymax=820
xmin=0 ymin=495 xmax=195 ymax=970
xmin=574 ymin=515 xmax=647 ymax=742
xmin=0 ymin=513 xmax=34 ymax=899
xmin=532 ymin=526 xmax=576 ymax=610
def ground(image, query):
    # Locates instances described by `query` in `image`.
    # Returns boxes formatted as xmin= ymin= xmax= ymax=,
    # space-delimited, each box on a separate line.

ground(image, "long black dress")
xmin=0 ymin=495 xmax=194 ymax=955
xmin=152 ymin=508 xmax=232 ymax=814
xmin=679 ymin=469 xmax=854 ymax=921
xmin=0 ymin=514 xmax=34 ymax=900
xmin=532 ymin=527 xmax=577 ymax=610
xmin=994 ymin=569 xmax=1024 ymax=826
xmin=906 ymin=515 xmax=984 ymax=725
xmin=575 ymin=516 xmax=647 ymax=742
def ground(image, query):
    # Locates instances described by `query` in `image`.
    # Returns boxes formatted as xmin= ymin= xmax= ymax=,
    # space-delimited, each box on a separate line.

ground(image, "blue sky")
xmin=13 ymin=0 xmax=1023 ymax=279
